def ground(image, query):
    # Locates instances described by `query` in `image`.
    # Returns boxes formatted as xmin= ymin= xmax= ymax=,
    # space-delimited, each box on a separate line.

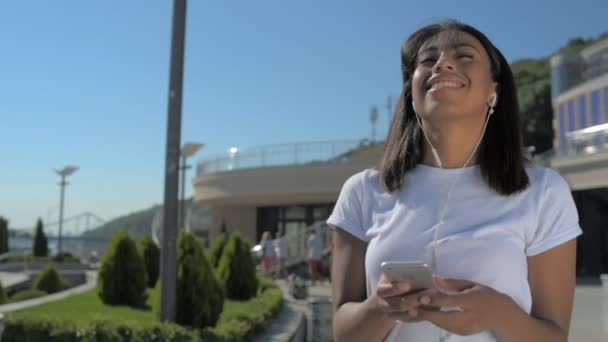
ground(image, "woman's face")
xmin=411 ymin=30 xmax=497 ymax=121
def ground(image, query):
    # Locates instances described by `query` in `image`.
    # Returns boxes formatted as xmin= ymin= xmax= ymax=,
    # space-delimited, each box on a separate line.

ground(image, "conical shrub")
xmin=33 ymin=264 xmax=68 ymax=294
xmin=216 ymin=232 xmax=258 ymax=300
xmin=97 ymin=230 xmax=147 ymax=307
xmin=138 ymin=235 xmax=160 ymax=288
xmin=175 ymin=231 xmax=224 ymax=328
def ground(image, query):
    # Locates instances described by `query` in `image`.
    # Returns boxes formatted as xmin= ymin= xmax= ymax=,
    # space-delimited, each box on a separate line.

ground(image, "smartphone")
xmin=380 ymin=261 xmax=434 ymax=291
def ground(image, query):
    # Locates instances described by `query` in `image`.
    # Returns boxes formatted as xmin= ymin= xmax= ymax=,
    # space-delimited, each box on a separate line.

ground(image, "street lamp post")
xmin=54 ymin=166 xmax=78 ymax=256
xmin=160 ymin=0 xmax=187 ymax=323
xmin=179 ymin=142 xmax=204 ymax=230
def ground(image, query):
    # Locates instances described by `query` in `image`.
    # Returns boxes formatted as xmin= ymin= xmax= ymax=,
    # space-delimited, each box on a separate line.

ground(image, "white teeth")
xmin=430 ymin=81 xmax=462 ymax=90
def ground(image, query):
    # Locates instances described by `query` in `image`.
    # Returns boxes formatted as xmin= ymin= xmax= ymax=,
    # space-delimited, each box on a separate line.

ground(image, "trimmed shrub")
xmin=33 ymin=218 xmax=49 ymax=257
xmin=0 ymin=216 xmax=9 ymax=254
xmin=9 ymin=289 xmax=46 ymax=303
xmin=97 ymin=230 xmax=147 ymax=307
xmin=173 ymin=231 xmax=224 ymax=328
xmin=208 ymin=233 xmax=228 ymax=269
xmin=138 ymin=235 xmax=160 ymax=288
xmin=3 ymin=318 xmax=201 ymax=342
xmin=202 ymin=276 xmax=283 ymax=341
xmin=53 ymin=252 xmax=81 ymax=263
xmin=33 ymin=264 xmax=69 ymax=294
xmin=216 ymin=232 xmax=258 ymax=300
xmin=0 ymin=281 xmax=7 ymax=304
xmin=3 ymin=277 xmax=283 ymax=342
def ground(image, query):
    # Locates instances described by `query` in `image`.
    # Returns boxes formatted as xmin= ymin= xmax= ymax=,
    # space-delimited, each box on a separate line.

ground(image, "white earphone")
xmin=412 ymin=100 xmax=494 ymax=342
xmin=411 ymin=99 xmax=493 ymax=271
xmin=489 ymin=93 xmax=498 ymax=115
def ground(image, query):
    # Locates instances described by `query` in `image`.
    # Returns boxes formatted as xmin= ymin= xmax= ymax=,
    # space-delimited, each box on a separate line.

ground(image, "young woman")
xmin=259 ymin=231 xmax=276 ymax=277
xmin=328 ymin=20 xmax=582 ymax=342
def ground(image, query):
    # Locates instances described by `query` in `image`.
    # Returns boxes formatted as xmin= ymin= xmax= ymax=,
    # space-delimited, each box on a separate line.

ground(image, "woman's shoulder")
xmin=342 ymin=168 xmax=380 ymax=190
xmin=525 ymin=164 xmax=570 ymax=191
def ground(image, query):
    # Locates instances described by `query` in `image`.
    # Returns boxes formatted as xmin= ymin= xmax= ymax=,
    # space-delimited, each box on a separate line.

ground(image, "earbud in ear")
xmin=490 ymin=93 xmax=498 ymax=108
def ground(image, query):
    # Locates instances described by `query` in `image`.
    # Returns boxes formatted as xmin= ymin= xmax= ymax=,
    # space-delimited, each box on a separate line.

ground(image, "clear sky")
xmin=1 ymin=0 xmax=606 ymax=229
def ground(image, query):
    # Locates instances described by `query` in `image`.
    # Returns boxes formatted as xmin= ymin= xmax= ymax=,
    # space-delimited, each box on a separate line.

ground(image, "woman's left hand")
xmin=417 ymin=276 xmax=515 ymax=336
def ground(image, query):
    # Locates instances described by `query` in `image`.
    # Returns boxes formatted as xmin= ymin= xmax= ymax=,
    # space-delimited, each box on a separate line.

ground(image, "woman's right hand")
xmin=369 ymin=274 xmax=437 ymax=322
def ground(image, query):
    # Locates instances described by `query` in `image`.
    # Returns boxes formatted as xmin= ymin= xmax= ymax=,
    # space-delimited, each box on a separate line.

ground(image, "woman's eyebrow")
xmin=419 ymin=43 xmax=480 ymax=55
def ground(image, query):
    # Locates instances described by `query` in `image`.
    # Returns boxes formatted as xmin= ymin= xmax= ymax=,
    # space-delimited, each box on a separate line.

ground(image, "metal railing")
xmin=197 ymin=140 xmax=370 ymax=175
xmin=559 ymin=123 xmax=608 ymax=158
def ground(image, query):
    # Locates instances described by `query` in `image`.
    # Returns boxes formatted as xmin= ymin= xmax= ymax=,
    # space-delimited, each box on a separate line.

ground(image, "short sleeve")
xmin=326 ymin=172 xmax=369 ymax=242
xmin=526 ymin=169 xmax=583 ymax=256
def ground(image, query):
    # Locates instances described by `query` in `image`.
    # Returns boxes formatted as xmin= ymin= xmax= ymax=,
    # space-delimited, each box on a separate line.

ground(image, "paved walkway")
xmin=570 ymin=285 xmax=608 ymax=342
xmin=0 ymin=272 xmax=29 ymax=288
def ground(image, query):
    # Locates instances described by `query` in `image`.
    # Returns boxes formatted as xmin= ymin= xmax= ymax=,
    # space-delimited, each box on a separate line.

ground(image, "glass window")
xmin=567 ymin=100 xmax=576 ymax=131
xmin=604 ymin=87 xmax=608 ymax=123
xmin=578 ymin=94 xmax=587 ymax=129
xmin=283 ymin=206 xmax=306 ymax=220
xmin=591 ymin=90 xmax=601 ymax=125
xmin=558 ymin=103 xmax=566 ymax=146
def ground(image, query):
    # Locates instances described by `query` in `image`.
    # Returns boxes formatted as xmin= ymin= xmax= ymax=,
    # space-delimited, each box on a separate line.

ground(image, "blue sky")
xmin=1 ymin=0 xmax=606 ymax=229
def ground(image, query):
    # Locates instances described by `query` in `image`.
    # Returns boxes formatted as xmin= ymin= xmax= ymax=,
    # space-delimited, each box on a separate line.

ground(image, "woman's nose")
xmin=432 ymin=54 xmax=456 ymax=72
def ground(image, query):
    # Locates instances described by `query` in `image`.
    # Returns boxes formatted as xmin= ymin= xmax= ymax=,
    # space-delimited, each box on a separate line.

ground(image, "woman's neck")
xmin=420 ymin=118 xmax=485 ymax=169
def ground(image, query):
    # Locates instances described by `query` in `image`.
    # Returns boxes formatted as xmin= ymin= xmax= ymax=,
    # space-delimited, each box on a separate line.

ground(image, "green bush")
xmin=4 ymin=277 xmax=283 ymax=342
xmin=138 ymin=235 xmax=160 ymax=288
xmin=33 ymin=264 xmax=69 ymax=294
xmin=33 ymin=218 xmax=49 ymax=257
xmin=208 ymin=233 xmax=228 ymax=269
xmin=3 ymin=318 xmax=201 ymax=342
xmin=97 ymin=230 xmax=148 ymax=307
xmin=0 ymin=280 xmax=7 ymax=304
xmin=203 ymin=276 xmax=283 ymax=341
xmin=53 ymin=252 xmax=81 ymax=263
xmin=10 ymin=289 xmax=47 ymax=303
xmin=216 ymin=232 xmax=258 ymax=300
xmin=0 ymin=216 xmax=9 ymax=254
xmin=172 ymin=231 xmax=224 ymax=329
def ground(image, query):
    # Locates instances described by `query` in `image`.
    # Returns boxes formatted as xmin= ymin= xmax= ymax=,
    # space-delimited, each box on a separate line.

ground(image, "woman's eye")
xmin=420 ymin=57 xmax=436 ymax=64
xmin=458 ymin=54 xmax=473 ymax=60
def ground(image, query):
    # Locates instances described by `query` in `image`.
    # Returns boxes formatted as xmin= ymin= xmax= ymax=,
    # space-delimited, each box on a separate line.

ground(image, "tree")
xmin=216 ymin=232 xmax=258 ymax=300
xmin=0 ymin=281 xmax=7 ymax=304
xmin=207 ymin=233 xmax=228 ymax=269
xmin=97 ymin=230 xmax=147 ymax=307
xmin=138 ymin=235 xmax=160 ymax=288
xmin=175 ymin=231 xmax=224 ymax=328
xmin=33 ymin=218 xmax=49 ymax=257
xmin=33 ymin=264 xmax=69 ymax=294
xmin=0 ymin=217 xmax=9 ymax=254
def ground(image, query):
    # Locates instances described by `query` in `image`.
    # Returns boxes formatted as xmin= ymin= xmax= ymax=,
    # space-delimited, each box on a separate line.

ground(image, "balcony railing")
xmin=559 ymin=123 xmax=608 ymax=158
xmin=196 ymin=139 xmax=372 ymax=175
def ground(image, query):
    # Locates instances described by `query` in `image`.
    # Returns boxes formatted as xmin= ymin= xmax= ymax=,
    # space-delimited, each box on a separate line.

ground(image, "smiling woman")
xmin=328 ymin=20 xmax=582 ymax=342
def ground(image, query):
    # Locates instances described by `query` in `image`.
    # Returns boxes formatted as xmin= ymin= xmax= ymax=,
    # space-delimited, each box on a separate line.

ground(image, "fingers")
xmin=434 ymin=276 xmax=476 ymax=292
xmin=376 ymin=281 xmax=411 ymax=298
xmin=420 ymin=292 xmax=466 ymax=308
xmin=378 ymin=288 xmax=438 ymax=315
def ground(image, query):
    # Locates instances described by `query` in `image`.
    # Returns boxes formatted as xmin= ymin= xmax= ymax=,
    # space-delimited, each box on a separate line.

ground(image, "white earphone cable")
xmin=413 ymin=100 xmax=495 ymax=342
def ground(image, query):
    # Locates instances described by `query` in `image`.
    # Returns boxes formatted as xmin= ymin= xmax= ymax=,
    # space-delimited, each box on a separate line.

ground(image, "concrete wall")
xmin=194 ymin=162 xmax=372 ymax=207
xmin=552 ymin=151 xmax=608 ymax=190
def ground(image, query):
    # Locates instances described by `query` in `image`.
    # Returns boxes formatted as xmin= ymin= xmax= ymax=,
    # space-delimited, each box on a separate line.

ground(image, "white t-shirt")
xmin=307 ymin=233 xmax=322 ymax=260
xmin=327 ymin=164 xmax=582 ymax=342
xmin=262 ymin=239 xmax=276 ymax=258
xmin=275 ymin=236 xmax=288 ymax=259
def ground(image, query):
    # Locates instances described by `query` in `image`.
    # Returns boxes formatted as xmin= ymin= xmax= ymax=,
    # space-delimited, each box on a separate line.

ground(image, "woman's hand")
xmin=369 ymin=274 xmax=438 ymax=323
xmin=417 ymin=276 xmax=515 ymax=336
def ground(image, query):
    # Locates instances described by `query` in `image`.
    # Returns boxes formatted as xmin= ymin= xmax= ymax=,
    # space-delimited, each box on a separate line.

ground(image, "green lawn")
xmin=6 ymin=286 xmax=272 ymax=328
xmin=6 ymin=288 xmax=158 ymax=326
